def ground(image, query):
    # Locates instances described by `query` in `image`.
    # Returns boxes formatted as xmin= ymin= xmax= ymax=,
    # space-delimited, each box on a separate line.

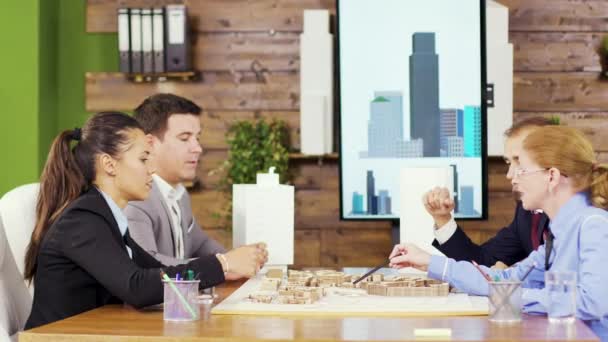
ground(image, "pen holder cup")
xmin=162 ymin=279 xmax=200 ymax=321
xmin=488 ymin=281 xmax=522 ymax=323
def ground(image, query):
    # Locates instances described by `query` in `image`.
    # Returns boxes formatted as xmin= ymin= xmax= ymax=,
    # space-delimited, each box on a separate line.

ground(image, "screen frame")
xmin=336 ymin=0 xmax=489 ymax=221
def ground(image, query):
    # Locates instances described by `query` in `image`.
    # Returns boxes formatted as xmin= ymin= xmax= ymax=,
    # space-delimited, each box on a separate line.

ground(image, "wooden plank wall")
xmin=85 ymin=0 xmax=608 ymax=268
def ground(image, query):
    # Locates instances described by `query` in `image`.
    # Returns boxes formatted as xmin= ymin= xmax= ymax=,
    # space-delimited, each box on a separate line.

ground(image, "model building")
xmin=247 ymin=269 xmax=449 ymax=304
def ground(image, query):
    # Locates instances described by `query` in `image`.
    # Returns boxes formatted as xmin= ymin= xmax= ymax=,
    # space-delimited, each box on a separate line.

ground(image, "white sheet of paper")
xmin=400 ymin=167 xmax=454 ymax=255
xmin=233 ymin=185 xmax=294 ymax=265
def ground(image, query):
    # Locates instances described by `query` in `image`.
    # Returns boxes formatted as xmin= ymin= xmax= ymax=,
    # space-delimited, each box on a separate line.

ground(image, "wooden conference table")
xmin=20 ymin=280 xmax=599 ymax=342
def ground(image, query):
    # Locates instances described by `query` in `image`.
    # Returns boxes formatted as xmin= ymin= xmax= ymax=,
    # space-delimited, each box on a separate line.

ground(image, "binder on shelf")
xmin=117 ymin=8 xmax=130 ymax=73
xmin=165 ymin=4 xmax=191 ymax=72
xmin=141 ymin=9 xmax=154 ymax=73
xmin=152 ymin=8 xmax=165 ymax=73
xmin=129 ymin=8 xmax=143 ymax=73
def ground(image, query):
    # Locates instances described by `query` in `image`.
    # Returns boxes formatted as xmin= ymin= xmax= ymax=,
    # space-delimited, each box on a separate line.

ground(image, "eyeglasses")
xmin=514 ymin=167 xmax=548 ymax=178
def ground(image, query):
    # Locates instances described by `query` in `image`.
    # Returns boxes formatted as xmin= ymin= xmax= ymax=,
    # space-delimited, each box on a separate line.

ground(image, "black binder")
xmin=165 ymin=5 xmax=191 ymax=72
xmin=152 ymin=8 xmax=165 ymax=73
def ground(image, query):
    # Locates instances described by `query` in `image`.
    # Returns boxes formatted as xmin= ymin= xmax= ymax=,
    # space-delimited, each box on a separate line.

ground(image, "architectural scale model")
xmin=248 ymin=269 xmax=450 ymax=304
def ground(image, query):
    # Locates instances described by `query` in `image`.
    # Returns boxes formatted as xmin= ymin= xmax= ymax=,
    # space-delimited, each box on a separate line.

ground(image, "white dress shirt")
xmin=153 ymin=174 xmax=186 ymax=259
xmin=97 ymin=188 xmax=132 ymax=258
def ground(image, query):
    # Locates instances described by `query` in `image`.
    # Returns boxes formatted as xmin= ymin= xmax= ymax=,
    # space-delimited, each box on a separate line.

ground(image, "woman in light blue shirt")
xmin=389 ymin=126 xmax=608 ymax=340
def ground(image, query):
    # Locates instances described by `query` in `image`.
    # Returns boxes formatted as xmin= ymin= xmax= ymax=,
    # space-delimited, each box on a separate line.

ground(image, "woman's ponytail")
xmin=24 ymin=129 xmax=86 ymax=282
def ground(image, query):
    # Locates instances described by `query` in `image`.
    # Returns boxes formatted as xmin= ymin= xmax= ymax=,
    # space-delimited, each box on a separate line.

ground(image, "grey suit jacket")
xmin=125 ymin=182 xmax=226 ymax=266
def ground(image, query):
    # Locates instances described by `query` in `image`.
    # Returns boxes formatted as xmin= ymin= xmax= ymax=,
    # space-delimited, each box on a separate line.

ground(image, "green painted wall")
xmin=39 ymin=0 xmax=59 ymax=170
xmin=0 ymin=0 xmax=43 ymax=195
xmin=56 ymin=0 xmax=117 ymax=131
xmin=0 ymin=0 xmax=117 ymax=196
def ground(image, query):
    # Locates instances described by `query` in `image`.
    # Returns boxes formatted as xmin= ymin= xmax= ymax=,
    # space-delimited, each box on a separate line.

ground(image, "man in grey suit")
xmin=126 ymin=94 xmax=259 ymax=278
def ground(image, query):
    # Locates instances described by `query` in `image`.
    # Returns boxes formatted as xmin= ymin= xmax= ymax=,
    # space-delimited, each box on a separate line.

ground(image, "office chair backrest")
xmin=0 ymin=214 xmax=33 ymax=341
xmin=0 ymin=183 xmax=39 ymax=285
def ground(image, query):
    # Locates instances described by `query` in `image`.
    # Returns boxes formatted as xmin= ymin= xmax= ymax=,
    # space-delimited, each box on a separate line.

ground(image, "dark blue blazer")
xmin=26 ymin=187 xmax=225 ymax=329
xmin=432 ymin=202 xmax=549 ymax=267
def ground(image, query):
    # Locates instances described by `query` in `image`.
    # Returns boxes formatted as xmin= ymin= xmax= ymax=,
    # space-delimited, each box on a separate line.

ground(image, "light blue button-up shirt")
xmin=428 ymin=192 xmax=608 ymax=340
xmin=97 ymin=188 xmax=132 ymax=258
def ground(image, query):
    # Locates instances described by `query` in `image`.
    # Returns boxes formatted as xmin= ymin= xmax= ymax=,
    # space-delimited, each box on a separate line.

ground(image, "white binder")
xmin=152 ymin=8 xmax=165 ymax=73
xmin=141 ymin=9 xmax=153 ymax=73
xmin=117 ymin=8 xmax=130 ymax=73
xmin=129 ymin=8 xmax=143 ymax=73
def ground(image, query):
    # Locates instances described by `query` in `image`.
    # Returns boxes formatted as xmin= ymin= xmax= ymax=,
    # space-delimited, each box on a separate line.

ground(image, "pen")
xmin=352 ymin=260 xmax=391 ymax=285
xmin=519 ymin=262 xmax=536 ymax=282
xmin=471 ymin=260 xmax=493 ymax=282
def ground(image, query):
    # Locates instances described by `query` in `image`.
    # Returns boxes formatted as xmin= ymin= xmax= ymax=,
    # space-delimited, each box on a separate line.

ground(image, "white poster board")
xmin=400 ymin=167 xmax=454 ymax=254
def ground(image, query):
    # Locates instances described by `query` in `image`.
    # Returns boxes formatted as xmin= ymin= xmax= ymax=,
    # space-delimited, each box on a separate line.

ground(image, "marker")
xmin=187 ymin=269 xmax=195 ymax=281
xmin=176 ymin=272 xmax=181 ymax=281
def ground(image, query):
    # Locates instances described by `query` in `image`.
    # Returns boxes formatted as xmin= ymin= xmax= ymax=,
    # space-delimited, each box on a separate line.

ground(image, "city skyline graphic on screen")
xmin=339 ymin=0 xmax=485 ymax=219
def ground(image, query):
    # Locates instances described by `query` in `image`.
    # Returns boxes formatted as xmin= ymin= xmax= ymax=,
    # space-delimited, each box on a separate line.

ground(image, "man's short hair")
xmin=504 ymin=117 xmax=556 ymax=138
xmin=133 ymin=93 xmax=201 ymax=137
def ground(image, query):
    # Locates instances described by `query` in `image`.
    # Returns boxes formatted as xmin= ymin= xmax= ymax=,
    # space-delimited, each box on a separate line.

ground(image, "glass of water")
xmin=545 ymin=271 xmax=576 ymax=324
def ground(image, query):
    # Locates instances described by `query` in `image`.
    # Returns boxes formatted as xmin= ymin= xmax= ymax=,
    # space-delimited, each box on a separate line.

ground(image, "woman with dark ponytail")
xmin=24 ymin=112 xmax=267 ymax=329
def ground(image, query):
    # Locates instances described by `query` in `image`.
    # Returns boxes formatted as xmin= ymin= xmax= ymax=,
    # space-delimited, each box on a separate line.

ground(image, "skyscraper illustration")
xmin=446 ymin=136 xmax=464 ymax=157
xmin=440 ymin=108 xmax=464 ymax=154
xmin=459 ymin=185 xmax=479 ymax=216
xmin=349 ymin=170 xmax=392 ymax=216
xmin=464 ymin=105 xmax=481 ymax=157
xmin=366 ymin=171 xmax=375 ymax=214
xmin=410 ymin=32 xmax=440 ymax=157
xmin=395 ymin=139 xmax=423 ymax=158
xmin=378 ymin=190 xmax=392 ymax=215
xmin=450 ymin=164 xmax=459 ymax=213
xmin=352 ymin=192 xmax=364 ymax=214
xmin=367 ymin=92 xmax=404 ymax=157
xmin=377 ymin=91 xmax=404 ymax=141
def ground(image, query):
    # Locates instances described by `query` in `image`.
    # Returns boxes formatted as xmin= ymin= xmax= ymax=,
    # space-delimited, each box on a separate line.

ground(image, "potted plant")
xmin=210 ymin=119 xmax=290 ymax=228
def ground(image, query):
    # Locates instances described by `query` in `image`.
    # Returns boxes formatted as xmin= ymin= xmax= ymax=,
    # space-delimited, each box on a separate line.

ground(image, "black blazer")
xmin=25 ymin=188 xmax=225 ymax=329
xmin=432 ymin=201 xmax=549 ymax=267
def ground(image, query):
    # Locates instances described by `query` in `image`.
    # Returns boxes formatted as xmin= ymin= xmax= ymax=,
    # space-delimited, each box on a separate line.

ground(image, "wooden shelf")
xmin=289 ymin=153 xmax=339 ymax=165
xmin=126 ymin=71 xmax=199 ymax=83
xmin=289 ymin=153 xmax=338 ymax=159
xmin=85 ymin=72 xmax=298 ymax=112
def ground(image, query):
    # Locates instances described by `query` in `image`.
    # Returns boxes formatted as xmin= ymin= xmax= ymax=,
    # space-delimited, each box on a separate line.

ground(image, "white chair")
xmin=0 ymin=183 xmax=38 ymax=341
xmin=0 ymin=215 xmax=32 ymax=341
xmin=0 ymin=183 xmax=39 ymax=290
